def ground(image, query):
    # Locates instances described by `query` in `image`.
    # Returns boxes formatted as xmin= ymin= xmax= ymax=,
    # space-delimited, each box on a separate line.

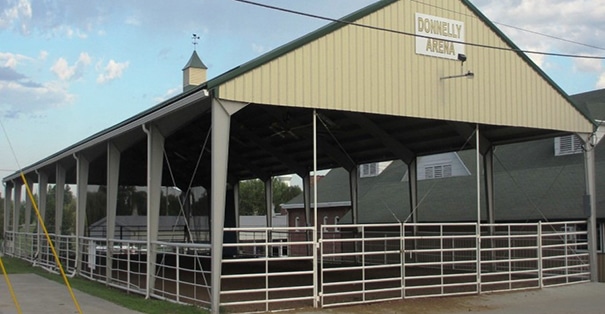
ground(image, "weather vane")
xmin=192 ymin=33 xmax=200 ymax=51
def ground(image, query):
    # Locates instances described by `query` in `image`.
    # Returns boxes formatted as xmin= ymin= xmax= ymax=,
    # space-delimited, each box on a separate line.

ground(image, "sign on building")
xmin=415 ymin=13 xmax=465 ymax=60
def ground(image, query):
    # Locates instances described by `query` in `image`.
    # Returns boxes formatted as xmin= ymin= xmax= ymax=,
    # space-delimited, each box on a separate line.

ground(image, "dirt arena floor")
xmin=1 ymin=273 xmax=604 ymax=314
xmin=289 ymin=282 xmax=605 ymax=314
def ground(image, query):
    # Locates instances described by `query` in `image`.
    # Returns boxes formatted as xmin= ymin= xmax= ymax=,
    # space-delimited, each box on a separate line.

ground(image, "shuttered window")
xmin=360 ymin=163 xmax=379 ymax=178
xmin=425 ymin=164 xmax=452 ymax=179
xmin=554 ymin=135 xmax=583 ymax=156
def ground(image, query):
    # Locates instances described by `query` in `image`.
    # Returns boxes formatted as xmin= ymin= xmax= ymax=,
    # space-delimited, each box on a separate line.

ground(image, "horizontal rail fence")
xmin=79 ymin=237 xmax=147 ymax=295
xmin=320 ymin=223 xmax=404 ymax=308
xmin=149 ymin=241 xmax=212 ymax=309
xmin=1 ymin=220 xmax=591 ymax=312
xmin=319 ymin=221 xmax=590 ymax=308
xmin=540 ymin=221 xmax=590 ymax=286
xmin=403 ymin=223 xmax=479 ymax=298
xmin=6 ymin=232 xmax=77 ymax=275
xmin=220 ymin=226 xmax=315 ymax=313
xmin=479 ymin=223 xmax=541 ymax=292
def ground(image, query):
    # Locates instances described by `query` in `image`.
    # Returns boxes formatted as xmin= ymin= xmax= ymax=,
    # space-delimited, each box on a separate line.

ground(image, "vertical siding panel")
xmin=333 ymin=30 xmax=342 ymax=109
xmin=342 ymin=27 xmax=351 ymax=112
xmin=286 ymin=52 xmax=295 ymax=107
xmin=311 ymin=40 xmax=320 ymax=108
xmin=387 ymin=5 xmax=406 ymax=115
xmin=215 ymin=0 xmax=592 ymax=134
xmin=294 ymin=49 xmax=303 ymax=106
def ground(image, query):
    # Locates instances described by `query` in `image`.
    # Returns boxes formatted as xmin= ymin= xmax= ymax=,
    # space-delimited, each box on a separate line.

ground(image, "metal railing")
xmin=319 ymin=221 xmax=590 ymax=308
xmin=220 ymin=226 xmax=315 ymax=313
xmin=2 ymin=220 xmax=591 ymax=312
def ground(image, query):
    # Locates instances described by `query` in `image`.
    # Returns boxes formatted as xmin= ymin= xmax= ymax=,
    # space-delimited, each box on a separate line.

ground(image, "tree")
xmin=44 ymin=185 xmax=77 ymax=234
xmin=238 ymin=178 xmax=302 ymax=215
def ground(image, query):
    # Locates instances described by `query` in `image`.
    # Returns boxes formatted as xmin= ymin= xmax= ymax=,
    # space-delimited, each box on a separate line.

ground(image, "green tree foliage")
xmin=44 ymin=185 xmax=77 ymax=234
xmin=238 ymin=178 xmax=302 ymax=215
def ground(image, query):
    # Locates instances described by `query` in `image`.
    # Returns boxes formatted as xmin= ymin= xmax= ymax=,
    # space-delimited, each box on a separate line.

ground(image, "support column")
xmin=475 ymin=125 xmax=482 ymax=293
xmin=584 ymin=135 xmax=598 ymax=282
xmin=483 ymin=148 xmax=495 ymax=225
xmin=303 ymin=175 xmax=312 ymax=227
xmin=3 ymin=183 xmax=11 ymax=239
xmin=4 ymin=183 xmax=13 ymax=254
xmin=210 ymin=98 xmax=246 ymax=314
xmin=106 ymin=142 xmax=120 ymax=283
xmin=144 ymin=124 xmax=164 ymax=299
xmin=233 ymin=183 xmax=240 ymax=228
xmin=24 ymin=180 xmax=33 ymax=234
xmin=407 ymin=158 xmax=418 ymax=224
xmin=349 ymin=167 xmax=359 ymax=225
xmin=483 ymin=147 xmax=496 ymax=270
xmin=265 ymin=178 xmax=273 ymax=254
xmin=37 ymin=171 xmax=48 ymax=257
xmin=13 ymin=182 xmax=22 ymax=236
xmin=75 ymin=153 xmax=90 ymax=273
xmin=302 ymin=175 xmax=312 ymax=257
xmin=55 ymin=163 xmax=66 ymax=235
xmin=265 ymin=178 xmax=273 ymax=227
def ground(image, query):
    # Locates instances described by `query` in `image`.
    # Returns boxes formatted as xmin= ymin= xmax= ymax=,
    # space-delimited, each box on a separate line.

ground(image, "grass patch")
xmin=0 ymin=256 xmax=207 ymax=314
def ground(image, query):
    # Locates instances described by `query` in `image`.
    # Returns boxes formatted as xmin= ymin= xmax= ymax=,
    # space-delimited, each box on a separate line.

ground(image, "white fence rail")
xmin=2 ymin=221 xmax=590 ymax=312
xmin=319 ymin=221 xmax=590 ymax=308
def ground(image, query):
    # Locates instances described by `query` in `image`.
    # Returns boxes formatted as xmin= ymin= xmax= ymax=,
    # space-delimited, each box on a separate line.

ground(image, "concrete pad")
xmin=0 ymin=273 xmax=143 ymax=314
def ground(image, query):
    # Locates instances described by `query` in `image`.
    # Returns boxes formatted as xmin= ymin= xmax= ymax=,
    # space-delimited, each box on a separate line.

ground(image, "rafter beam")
xmin=315 ymin=137 xmax=356 ymax=171
xmin=261 ymin=106 xmax=356 ymax=171
xmin=448 ymin=122 xmax=492 ymax=155
xmin=344 ymin=112 xmax=415 ymax=164
xmin=233 ymin=117 xmax=308 ymax=177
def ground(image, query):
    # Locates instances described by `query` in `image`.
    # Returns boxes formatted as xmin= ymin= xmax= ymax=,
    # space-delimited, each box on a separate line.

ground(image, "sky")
xmin=1 ymin=0 xmax=605 ymax=181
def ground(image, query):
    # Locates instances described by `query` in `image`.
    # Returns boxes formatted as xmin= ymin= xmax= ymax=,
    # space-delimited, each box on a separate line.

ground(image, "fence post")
xmin=176 ymin=246 xmax=180 ymax=303
xmin=400 ymin=223 xmax=405 ymax=299
xmin=538 ymin=221 xmax=543 ymax=288
xmin=476 ymin=222 xmax=481 ymax=294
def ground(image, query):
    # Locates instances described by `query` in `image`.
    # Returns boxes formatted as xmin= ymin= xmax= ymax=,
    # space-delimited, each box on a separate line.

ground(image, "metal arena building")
xmin=3 ymin=0 xmax=602 ymax=313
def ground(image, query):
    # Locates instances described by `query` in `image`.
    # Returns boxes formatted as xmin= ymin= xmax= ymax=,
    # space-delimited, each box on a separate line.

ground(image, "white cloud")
xmin=471 ymin=0 xmax=605 ymax=56
xmin=96 ymin=59 xmax=129 ymax=84
xmin=0 ymin=52 xmax=32 ymax=68
xmin=0 ymin=79 xmax=74 ymax=118
xmin=50 ymin=52 xmax=92 ymax=81
xmin=574 ymin=58 xmax=602 ymax=73
xmin=251 ymin=43 xmax=266 ymax=54
xmin=597 ymin=72 xmax=605 ymax=90
xmin=38 ymin=50 xmax=48 ymax=61
xmin=125 ymin=16 xmax=140 ymax=26
xmin=0 ymin=0 xmax=32 ymax=33
xmin=153 ymin=86 xmax=181 ymax=103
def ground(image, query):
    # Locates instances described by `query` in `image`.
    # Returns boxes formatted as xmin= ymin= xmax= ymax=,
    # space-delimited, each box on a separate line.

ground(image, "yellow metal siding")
xmin=218 ymin=0 xmax=592 ymax=133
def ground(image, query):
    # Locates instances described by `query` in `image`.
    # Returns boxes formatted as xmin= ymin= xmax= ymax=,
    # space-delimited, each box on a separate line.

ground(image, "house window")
xmin=295 ymin=216 xmax=300 ymax=230
xmin=360 ymin=163 xmax=379 ymax=178
xmin=323 ymin=216 xmax=329 ymax=232
xmin=424 ymin=164 xmax=452 ymax=179
xmin=554 ymin=135 xmax=583 ymax=156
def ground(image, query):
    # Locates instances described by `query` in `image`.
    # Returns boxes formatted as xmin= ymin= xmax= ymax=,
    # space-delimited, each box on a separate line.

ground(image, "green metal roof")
xmin=183 ymin=50 xmax=207 ymax=70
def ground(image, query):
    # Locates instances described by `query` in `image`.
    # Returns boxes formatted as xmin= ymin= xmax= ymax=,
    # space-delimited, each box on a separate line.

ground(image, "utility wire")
xmin=234 ymin=0 xmax=605 ymax=60
xmin=410 ymin=0 xmax=605 ymax=52
xmin=0 ymin=119 xmax=83 ymax=314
